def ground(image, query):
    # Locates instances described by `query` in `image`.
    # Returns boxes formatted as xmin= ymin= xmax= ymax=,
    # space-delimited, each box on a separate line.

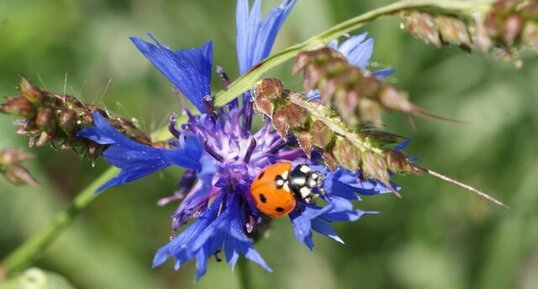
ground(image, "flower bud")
xmin=34 ymin=131 xmax=52 ymax=147
xmin=19 ymin=77 xmax=43 ymax=104
xmin=384 ymin=149 xmax=418 ymax=174
xmin=0 ymin=149 xmax=33 ymax=165
xmin=35 ymin=107 xmax=56 ymax=132
xmin=58 ymin=95 xmax=83 ymax=110
xmin=0 ymin=97 xmax=35 ymax=117
xmin=4 ymin=165 xmax=38 ymax=185
xmin=0 ymin=149 xmax=38 ymax=186
xmin=522 ymin=22 xmax=538 ymax=50
xmin=58 ymin=109 xmax=78 ymax=135
xmin=493 ymin=0 xmax=519 ymax=11
xmin=87 ymin=141 xmax=103 ymax=159
xmin=485 ymin=11 xmax=503 ymax=39
xmin=437 ymin=16 xmax=472 ymax=46
xmin=402 ymin=12 xmax=442 ymax=47
xmin=503 ymin=13 xmax=524 ymax=44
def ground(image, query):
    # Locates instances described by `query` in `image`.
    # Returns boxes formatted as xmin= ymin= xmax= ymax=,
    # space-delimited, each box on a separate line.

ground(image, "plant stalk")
xmin=237 ymin=258 xmax=252 ymax=289
xmin=0 ymin=167 xmax=119 ymax=277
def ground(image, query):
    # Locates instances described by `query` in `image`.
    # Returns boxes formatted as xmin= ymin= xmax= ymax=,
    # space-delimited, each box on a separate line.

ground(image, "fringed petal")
xmin=131 ymin=34 xmax=213 ymax=113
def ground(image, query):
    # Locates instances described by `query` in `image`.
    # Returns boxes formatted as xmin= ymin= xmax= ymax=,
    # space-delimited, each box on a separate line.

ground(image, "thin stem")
xmin=213 ymin=0 xmax=493 ymax=107
xmin=237 ymin=258 xmax=252 ymax=289
xmin=424 ymin=168 xmax=508 ymax=208
xmin=0 ymin=167 xmax=119 ymax=276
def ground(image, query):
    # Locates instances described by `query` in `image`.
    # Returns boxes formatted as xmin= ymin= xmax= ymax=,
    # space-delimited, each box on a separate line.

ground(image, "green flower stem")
xmin=213 ymin=0 xmax=493 ymax=107
xmin=237 ymin=258 xmax=252 ymax=289
xmin=0 ymin=0 xmax=495 ymax=279
xmin=0 ymin=167 xmax=119 ymax=276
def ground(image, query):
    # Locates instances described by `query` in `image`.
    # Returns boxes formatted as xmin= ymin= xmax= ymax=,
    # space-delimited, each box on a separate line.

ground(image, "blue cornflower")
xmin=79 ymin=0 xmax=393 ymax=281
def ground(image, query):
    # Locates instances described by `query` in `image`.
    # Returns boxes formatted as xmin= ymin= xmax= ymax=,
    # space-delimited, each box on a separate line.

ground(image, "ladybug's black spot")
xmin=257 ymin=171 xmax=265 ymax=179
xmin=275 ymin=207 xmax=285 ymax=213
xmin=259 ymin=193 xmax=267 ymax=203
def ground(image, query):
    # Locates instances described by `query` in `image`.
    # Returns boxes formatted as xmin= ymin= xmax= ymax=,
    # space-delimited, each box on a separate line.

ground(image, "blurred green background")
xmin=1 ymin=0 xmax=537 ymax=288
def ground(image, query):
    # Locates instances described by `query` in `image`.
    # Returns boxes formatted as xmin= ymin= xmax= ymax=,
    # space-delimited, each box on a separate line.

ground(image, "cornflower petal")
xmin=311 ymin=166 xmax=394 ymax=199
xmin=153 ymin=193 xmax=225 ymax=269
xmin=335 ymin=33 xmax=373 ymax=69
xmin=289 ymin=166 xmax=391 ymax=249
xmin=331 ymin=33 xmax=396 ymax=78
xmin=130 ymin=34 xmax=213 ymax=113
xmin=194 ymin=248 xmax=209 ymax=281
xmin=311 ymin=218 xmax=344 ymax=244
xmin=153 ymin=193 xmax=271 ymax=280
xmin=372 ymin=68 xmax=397 ymax=79
xmin=236 ymin=0 xmax=297 ymax=74
xmin=290 ymin=204 xmax=334 ymax=250
xmin=290 ymin=197 xmax=375 ymax=249
xmin=78 ymin=112 xmax=213 ymax=193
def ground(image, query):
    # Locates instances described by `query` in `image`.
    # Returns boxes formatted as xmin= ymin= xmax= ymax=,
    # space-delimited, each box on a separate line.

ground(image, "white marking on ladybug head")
xmin=294 ymin=177 xmax=306 ymax=186
xmin=299 ymin=165 xmax=310 ymax=173
xmin=281 ymin=170 xmax=289 ymax=180
xmin=283 ymin=183 xmax=291 ymax=192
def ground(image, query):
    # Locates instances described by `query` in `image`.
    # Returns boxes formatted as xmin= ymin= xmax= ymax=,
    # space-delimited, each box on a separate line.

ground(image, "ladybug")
xmin=250 ymin=162 xmax=324 ymax=218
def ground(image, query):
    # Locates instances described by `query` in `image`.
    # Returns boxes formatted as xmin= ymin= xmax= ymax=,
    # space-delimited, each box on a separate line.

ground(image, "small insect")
xmin=250 ymin=162 xmax=324 ymax=218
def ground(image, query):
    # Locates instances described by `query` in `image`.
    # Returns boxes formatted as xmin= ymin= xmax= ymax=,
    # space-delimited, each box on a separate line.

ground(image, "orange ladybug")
xmin=250 ymin=162 xmax=324 ymax=218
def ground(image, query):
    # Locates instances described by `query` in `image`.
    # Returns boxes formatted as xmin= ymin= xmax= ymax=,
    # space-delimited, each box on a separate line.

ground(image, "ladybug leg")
xmin=303 ymin=195 xmax=314 ymax=204
xmin=318 ymin=187 xmax=332 ymax=201
xmin=303 ymin=189 xmax=323 ymax=204
xmin=214 ymin=250 xmax=223 ymax=262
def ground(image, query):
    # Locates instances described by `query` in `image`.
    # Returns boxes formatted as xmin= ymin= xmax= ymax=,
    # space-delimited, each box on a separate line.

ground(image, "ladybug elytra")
xmin=250 ymin=162 xmax=324 ymax=218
